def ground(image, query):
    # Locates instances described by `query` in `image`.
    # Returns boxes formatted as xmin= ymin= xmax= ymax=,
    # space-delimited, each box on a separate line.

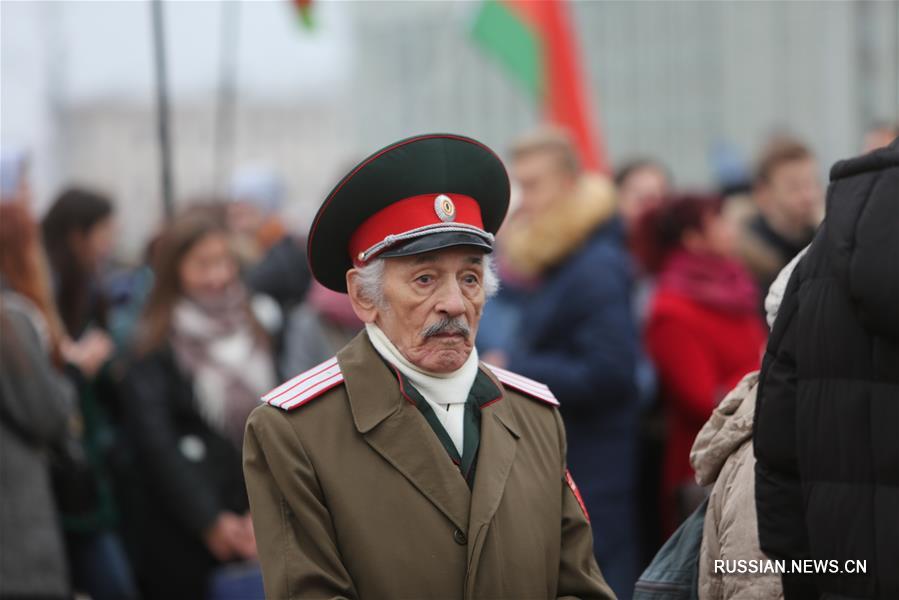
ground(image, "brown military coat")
xmin=243 ymin=333 xmax=614 ymax=599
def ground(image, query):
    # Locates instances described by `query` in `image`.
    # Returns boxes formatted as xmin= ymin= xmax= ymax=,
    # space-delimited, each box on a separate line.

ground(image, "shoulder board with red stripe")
xmin=261 ymin=357 xmax=344 ymax=411
xmin=483 ymin=364 xmax=559 ymax=407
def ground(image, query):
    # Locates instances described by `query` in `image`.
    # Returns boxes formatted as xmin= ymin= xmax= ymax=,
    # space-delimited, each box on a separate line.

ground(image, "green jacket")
xmin=244 ymin=332 xmax=614 ymax=599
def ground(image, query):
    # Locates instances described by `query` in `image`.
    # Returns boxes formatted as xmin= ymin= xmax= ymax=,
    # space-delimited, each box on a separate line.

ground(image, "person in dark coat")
xmin=481 ymin=128 xmax=640 ymax=599
xmin=123 ymin=210 xmax=275 ymax=599
xmin=753 ymin=136 xmax=899 ymax=600
xmin=245 ymin=234 xmax=311 ymax=315
xmin=41 ymin=187 xmax=138 ymax=600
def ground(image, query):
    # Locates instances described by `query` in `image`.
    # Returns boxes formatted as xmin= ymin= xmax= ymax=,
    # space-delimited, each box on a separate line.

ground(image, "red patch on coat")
xmin=565 ymin=469 xmax=590 ymax=523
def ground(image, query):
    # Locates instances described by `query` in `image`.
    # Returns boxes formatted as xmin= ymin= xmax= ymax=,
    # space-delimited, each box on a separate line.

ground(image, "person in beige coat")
xmin=690 ymin=246 xmax=807 ymax=600
xmin=244 ymin=134 xmax=614 ymax=599
xmin=691 ymin=371 xmax=781 ymax=600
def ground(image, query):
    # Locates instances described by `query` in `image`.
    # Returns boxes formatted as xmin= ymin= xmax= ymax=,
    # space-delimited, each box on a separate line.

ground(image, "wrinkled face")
xmin=179 ymin=232 xmax=238 ymax=302
xmin=350 ymin=247 xmax=487 ymax=373
xmin=763 ymin=158 xmax=823 ymax=227
xmin=618 ymin=166 xmax=670 ymax=231
xmin=512 ymin=151 xmax=577 ymax=217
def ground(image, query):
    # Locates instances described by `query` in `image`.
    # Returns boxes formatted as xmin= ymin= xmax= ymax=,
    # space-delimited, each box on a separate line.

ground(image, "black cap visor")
xmin=376 ymin=230 xmax=494 ymax=260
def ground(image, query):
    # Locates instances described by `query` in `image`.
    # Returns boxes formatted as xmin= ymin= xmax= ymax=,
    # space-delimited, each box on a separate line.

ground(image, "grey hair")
xmin=352 ymin=252 xmax=500 ymax=307
xmin=354 ymin=257 xmax=388 ymax=308
xmin=482 ymin=253 xmax=500 ymax=297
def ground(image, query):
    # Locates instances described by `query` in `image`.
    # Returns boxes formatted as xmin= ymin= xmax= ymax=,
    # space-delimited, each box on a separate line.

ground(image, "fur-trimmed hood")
xmin=499 ymin=174 xmax=617 ymax=278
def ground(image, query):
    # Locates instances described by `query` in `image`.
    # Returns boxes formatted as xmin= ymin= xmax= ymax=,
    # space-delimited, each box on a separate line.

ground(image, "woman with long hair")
xmin=123 ymin=208 xmax=274 ymax=599
xmin=42 ymin=187 xmax=117 ymax=337
xmin=1 ymin=198 xmax=66 ymax=362
xmin=0 ymin=189 xmax=75 ymax=599
xmin=40 ymin=186 xmax=140 ymax=600
xmin=633 ymin=193 xmax=766 ymax=535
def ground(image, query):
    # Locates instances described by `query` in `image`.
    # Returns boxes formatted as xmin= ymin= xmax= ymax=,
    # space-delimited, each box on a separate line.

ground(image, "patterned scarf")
xmin=170 ymin=283 xmax=275 ymax=447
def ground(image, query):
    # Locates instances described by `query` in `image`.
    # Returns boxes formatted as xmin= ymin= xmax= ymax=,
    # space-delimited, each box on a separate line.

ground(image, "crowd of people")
xmin=0 ymin=120 xmax=895 ymax=600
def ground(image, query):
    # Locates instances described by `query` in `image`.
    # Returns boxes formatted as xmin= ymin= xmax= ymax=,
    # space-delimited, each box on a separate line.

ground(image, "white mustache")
xmin=422 ymin=316 xmax=471 ymax=340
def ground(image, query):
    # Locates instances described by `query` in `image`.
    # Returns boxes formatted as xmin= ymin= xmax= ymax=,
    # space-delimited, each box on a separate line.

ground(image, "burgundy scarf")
xmin=657 ymin=250 xmax=759 ymax=315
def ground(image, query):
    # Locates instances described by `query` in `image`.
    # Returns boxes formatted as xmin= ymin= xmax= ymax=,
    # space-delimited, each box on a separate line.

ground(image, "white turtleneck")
xmin=365 ymin=322 xmax=478 ymax=456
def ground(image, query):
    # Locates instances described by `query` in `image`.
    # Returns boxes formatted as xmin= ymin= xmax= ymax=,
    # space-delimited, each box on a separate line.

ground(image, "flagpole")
xmin=150 ymin=0 xmax=175 ymax=220
xmin=213 ymin=0 xmax=241 ymax=196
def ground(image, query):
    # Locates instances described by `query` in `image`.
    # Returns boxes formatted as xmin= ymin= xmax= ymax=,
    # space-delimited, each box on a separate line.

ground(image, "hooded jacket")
xmin=753 ymin=137 xmax=899 ymax=599
xmin=691 ymin=372 xmax=781 ymax=600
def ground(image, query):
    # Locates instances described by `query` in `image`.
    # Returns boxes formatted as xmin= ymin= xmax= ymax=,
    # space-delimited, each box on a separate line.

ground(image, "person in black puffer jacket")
xmin=753 ymin=136 xmax=898 ymax=600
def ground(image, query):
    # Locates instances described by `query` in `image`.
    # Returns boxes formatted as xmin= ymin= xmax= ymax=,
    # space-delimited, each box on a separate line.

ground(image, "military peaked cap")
xmin=307 ymin=133 xmax=510 ymax=292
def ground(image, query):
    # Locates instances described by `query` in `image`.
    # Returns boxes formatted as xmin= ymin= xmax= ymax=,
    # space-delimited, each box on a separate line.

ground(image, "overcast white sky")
xmin=1 ymin=0 xmax=354 ymax=210
xmin=3 ymin=0 xmax=352 ymax=102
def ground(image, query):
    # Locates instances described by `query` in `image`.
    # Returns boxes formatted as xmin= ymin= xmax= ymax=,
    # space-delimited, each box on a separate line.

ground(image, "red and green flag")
xmin=293 ymin=0 xmax=314 ymax=29
xmin=472 ymin=0 xmax=608 ymax=174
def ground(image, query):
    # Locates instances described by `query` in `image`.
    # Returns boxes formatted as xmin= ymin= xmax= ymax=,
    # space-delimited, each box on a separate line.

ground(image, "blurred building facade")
xmin=2 ymin=0 xmax=897 ymax=259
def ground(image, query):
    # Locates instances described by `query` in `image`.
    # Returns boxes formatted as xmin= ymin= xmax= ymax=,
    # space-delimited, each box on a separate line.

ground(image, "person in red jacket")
xmin=633 ymin=193 xmax=766 ymax=534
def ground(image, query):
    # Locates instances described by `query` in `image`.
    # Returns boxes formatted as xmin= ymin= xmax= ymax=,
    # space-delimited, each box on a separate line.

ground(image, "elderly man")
xmin=243 ymin=134 xmax=614 ymax=599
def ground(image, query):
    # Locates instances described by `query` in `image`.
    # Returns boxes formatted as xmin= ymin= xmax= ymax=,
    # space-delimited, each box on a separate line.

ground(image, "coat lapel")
xmin=466 ymin=366 xmax=520 ymax=567
xmin=338 ymin=333 xmax=471 ymax=533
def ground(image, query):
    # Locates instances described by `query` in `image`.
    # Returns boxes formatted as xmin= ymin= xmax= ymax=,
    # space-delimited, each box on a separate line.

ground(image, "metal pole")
xmin=151 ymin=0 xmax=175 ymax=220
xmin=894 ymin=0 xmax=899 ymax=119
xmin=213 ymin=0 xmax=241 ymax=196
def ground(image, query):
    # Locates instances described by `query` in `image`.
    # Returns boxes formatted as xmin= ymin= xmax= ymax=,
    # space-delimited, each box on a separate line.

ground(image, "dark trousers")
xmin=66 ymin=530 xmax=138 ymax=600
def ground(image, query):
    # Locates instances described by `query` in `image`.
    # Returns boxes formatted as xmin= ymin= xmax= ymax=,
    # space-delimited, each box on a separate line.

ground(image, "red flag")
xmin=473 ymin=0 xmax=608 ymax=173
xmin=293 ymin=0 xmax=313 ymax=29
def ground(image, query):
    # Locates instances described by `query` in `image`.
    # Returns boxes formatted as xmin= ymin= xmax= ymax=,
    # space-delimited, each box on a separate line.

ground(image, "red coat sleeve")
xmin=646 ymin=315 xmax=719 ymax=426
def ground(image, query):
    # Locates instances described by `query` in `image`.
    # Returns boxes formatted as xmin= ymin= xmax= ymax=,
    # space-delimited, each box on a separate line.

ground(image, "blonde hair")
xmin=510 ymin=126 xmax=581 ymax=175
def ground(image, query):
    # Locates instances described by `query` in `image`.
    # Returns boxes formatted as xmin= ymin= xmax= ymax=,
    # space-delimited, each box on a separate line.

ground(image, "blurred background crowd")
xmin=1 ymin=1 xmax=897 ymax=599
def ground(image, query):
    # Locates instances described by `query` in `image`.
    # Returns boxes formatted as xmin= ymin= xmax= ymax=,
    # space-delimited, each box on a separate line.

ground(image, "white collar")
xmin=365 ymin=322 xmax=479 ymax=406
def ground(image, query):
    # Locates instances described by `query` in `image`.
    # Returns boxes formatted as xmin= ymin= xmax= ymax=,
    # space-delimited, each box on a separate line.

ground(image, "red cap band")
xmin=348 ymin=193 xmax=485 ymax=265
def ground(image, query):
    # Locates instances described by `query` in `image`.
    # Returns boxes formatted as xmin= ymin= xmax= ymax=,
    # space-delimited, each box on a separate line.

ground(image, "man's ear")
xmin=346 ymin=269 xmax=379 ymax=323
